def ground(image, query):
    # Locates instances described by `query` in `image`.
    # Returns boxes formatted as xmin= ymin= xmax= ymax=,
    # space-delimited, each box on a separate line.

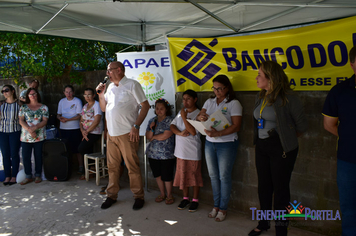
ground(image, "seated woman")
xmin=78 ymin=88 xmax=103 ymax=179
xmin=19 ymin=88 xmax=49 ymax=185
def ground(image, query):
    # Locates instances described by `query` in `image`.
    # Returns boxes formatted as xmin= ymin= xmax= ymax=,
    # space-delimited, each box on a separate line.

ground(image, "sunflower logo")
xmin=138 ymin=72 xmax=156 ymax=94
xmin=211 ymin=118 xmax=215 ymax=122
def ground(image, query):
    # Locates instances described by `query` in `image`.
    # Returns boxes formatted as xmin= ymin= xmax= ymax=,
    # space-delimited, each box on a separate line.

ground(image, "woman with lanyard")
xmin=196 ymin=74 xmax=243 ymax=222
xmin=0 ymin=85 xmax=21 ymax=185
xmin=249 ymin=61 xmax=307 ymax=236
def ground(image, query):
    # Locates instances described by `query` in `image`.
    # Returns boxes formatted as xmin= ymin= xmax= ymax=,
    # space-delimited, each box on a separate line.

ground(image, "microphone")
xmin=97 ymin=76 xmax=109 ymax=94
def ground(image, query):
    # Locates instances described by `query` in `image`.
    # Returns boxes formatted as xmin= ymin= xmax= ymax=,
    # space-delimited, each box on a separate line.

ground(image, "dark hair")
xmin=63 ymin=85 xmax=74 ymax=93
xmin=155 ymin=98 xmax=172 ymax=116
xmin=25 ymin=88 xmax=41 ymax=104
xmin=183 ymin=89 xmax=198 ymax=109
xmin=349 ymin=46 xmax=356 ymax=63
xmin=2 ymin=84 xmax=17 ymax=100
xmin=30 ymin=79 xmax=39 ymax=86
xmin=212 ymin=74 xmax=236 ymax=103
xmin=84 ymin=88 xmax=95 ymax=95
xmin=259 ymin=60 xmax=292 ymax=105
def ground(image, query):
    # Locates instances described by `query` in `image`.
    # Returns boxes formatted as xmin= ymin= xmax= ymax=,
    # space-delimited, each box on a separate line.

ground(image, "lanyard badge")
xmin=257 ymin=118 xmax=264 ymax=129
xmin=257 ymin=98 xmax=267 ymax=129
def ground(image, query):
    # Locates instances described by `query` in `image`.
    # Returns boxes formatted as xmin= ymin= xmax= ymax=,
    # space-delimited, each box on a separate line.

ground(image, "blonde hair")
xmin=259 ymin=61 xmax=292 ymax=105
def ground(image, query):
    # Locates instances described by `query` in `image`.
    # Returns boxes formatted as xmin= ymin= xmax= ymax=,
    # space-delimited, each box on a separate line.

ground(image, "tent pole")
xmin=141 ymin=21 xmax=149 ymax=192
xmin=36 ymin=3 xmax=69 ymax=34
xmin=142 ymin=21 xmax=146 ymax=52
xmin=187 ymin=0 xmax=239 ymax=32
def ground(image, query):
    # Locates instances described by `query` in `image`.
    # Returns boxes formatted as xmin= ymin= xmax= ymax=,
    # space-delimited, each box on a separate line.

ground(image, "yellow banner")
xmin=168 ymin=16 xmax=356 ymax=92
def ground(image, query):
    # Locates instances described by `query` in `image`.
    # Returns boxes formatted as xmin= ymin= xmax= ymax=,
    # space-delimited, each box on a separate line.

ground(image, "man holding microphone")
xmin=96 ymin=61 xmax=149 ymax=210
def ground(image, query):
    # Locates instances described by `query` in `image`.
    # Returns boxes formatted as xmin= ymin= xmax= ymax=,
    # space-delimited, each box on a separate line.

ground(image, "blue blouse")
xmin=146 ymin=116 xmax=175 ymax=160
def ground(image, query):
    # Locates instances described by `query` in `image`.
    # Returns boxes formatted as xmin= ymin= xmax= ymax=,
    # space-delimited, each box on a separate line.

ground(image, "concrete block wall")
xmin=1 ymin=72 xmax=341 ymax=235
xmin=172 ymin=90 xmax=341 ymax=235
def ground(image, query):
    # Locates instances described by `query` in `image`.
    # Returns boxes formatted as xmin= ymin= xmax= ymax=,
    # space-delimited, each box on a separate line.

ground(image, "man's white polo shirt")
xmin=104 ymin=76 xmax=147 ymax=136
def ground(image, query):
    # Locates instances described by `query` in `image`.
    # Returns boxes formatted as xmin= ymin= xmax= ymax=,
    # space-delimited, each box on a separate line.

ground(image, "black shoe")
xmin=101 ymin=197 xmax=117 ymax=209
xmin=248 ymin=228 xmax=268 ymax=236
xmin=178 ymin=199 xmax=190 ymax=210
xmin=275 ymin=226 xmax=288 ymax=236
xmin=8 ymin=181 xmax=17 ymax=186
xmin=133 ymin=198 xmax=145 ymax=210
xmin=188 ymin=201 xmax=199 ymax=212
xmin=3 ymin=181 xmax=9 ymax=186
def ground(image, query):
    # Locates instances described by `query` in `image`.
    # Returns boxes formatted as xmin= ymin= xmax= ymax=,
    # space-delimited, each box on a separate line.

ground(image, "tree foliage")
xmin=0 ymin=32 xmax=136 ymax=86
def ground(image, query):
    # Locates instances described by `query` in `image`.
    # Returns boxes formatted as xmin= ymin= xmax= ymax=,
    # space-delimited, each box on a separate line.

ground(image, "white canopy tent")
xmin=1 ymin=0 xmax=356 ymax=49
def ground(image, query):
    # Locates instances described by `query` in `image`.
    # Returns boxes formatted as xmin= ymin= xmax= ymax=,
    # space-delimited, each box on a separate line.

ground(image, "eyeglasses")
xmin=211 ymin=86 xmax=226 ymax=92
xmin=1 ymin=88 xmax=10 ymax=93
xmin=29 ymin=93 xmax=37 ymax=97
xmin=107 ymin=67 xmax=118 ymax=73
xmin=83 ymin=94 xmax=93 ymax=98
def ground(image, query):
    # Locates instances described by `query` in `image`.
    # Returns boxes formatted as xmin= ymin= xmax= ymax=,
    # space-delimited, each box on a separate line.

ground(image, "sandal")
xmin=215 ymin=211 xmax=226 ymax=222
xmin=165 ymin=196 xmax=175 ymax=205
xmin=155 ymin=195 xmax=166 ymax=203
xmin=208 ymin=208 xmax=218 ymax=218
xmin=20 ymin=178 xmax=33 ymax=185
xmin=35 ymin=177 xmax=42 ymax=183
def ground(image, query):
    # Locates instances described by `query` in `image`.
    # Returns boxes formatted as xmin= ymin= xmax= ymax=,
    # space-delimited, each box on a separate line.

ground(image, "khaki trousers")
xmin=106 ymin=133 xmax=144 ymax=200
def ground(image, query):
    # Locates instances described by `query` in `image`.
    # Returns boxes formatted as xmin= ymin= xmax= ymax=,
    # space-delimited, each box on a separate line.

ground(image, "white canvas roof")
xmin=0 ymin=0 xmax=356 ymax=47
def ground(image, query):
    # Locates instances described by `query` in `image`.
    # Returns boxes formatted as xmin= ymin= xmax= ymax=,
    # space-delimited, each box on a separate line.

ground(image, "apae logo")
xmin=137 ymin=72 xmax=165 ymax=101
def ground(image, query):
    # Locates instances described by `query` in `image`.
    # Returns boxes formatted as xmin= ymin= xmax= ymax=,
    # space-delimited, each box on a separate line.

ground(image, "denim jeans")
xmin=0 ymin=131 xmax=21 ymax=178
xmin=21 ymin=141 xmax=44 ymax=179
xmin=205 ymin=139 xmax=238 ymax=210
xmin=337 ymin=159 xmax=356 ymax=236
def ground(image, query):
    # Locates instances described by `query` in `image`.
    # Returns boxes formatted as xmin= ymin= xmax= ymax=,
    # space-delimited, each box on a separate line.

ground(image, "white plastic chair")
xmin=84 ymin=132 xmax=108 ymax=185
